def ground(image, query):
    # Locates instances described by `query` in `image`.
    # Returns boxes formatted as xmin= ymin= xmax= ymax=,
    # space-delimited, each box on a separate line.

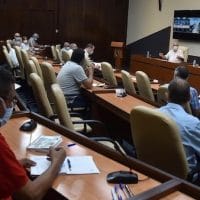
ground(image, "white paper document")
xmin=30 ymin=155 xmax=100 ymax=176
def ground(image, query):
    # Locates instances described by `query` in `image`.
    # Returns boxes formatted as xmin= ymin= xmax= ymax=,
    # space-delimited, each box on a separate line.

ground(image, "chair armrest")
xmin=90 ymin=137 xmax=125 ymax=155
xmin=72 ymin=120 xmax=107 ymax=135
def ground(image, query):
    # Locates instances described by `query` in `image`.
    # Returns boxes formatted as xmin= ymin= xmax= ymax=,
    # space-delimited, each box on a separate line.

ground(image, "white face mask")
xmin=173 ymin=45 xmax=178 ymax=52
xmin=0 ymin=107 xmax=13 ymax=127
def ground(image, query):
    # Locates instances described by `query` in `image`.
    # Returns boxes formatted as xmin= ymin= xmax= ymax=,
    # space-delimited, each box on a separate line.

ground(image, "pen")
xmin=67 ymin=158 xmax=71 ymax=171
xmin=67 ymin=143 xmax=76 ymax=147
xmin=111 ymin=188 xmax=118 ymax=200
xmin=119 ymin=183 xmax=129 ymax=198
xmin=114 ymin=185 xmax=123 ymax=200
xmin=125 ymin=184 xmax=134 ymax=197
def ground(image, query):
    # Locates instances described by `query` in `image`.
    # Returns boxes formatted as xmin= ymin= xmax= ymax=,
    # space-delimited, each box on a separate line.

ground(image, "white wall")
xmin=127 ymin=0 xmax=200 ymax=56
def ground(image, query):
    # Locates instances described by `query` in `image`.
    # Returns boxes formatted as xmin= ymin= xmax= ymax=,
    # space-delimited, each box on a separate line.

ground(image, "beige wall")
xmin=127 ymin=0 xmax=200 ymax=56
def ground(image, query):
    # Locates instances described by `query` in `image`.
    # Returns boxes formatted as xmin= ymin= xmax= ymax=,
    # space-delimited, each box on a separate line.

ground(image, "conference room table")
xmin=130 ymin=54 xmax=200 ymax=92
xmin=2 ymin=112 xmax=199 ymax=200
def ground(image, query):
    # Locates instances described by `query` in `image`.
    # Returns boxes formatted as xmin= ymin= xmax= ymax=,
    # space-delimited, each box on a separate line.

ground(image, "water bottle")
xmin=193 ymin=59 xmax=196 ymax=67
xmin=146 ymin=51 xmax=150 ymax=58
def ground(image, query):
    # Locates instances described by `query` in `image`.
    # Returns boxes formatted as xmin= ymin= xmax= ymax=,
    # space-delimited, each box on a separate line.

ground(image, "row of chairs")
xmin=51 ymin=45 xmax=71 ymax=64
xmin=100 ymin=62 xmax=193 ymax=114
xmin=100 ymin=62 xmax=155 ymax=100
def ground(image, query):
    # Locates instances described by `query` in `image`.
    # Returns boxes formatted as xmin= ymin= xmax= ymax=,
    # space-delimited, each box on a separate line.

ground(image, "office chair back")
xmin=135 ymin=71 xmax=155 ymax=102
xmin=40 ymin=61 xmax=57 ymax=102
xmin=55 ymin=44 xmax=61 ymax=51
xmin=56 ymin=48 xmax=63 ymax=64
xmin=61 ymin=50 xmax=71 ymax=63
xmin=14 ymin=46 xmax=25 ymax=79
xmin=21 ymin=49 xmax=32 ymax=85
xmin=3 ymin=47 xmax=15 ymax=70
xmin=30 ymin=73 xmax=54 ymax=118
xmin=101 ymin=62 xmax=117 ymax=87
xmin=6 ymin=42 xmax=12 ymax=52
xmin=30 ymin=56 xmax=44 ymax=81
xmin=157 ymin=84 xmax=168 ymax=106
xmin=121 ymin=70 xmax=136 ymax=95
xmin=178 ymin=46 xmax=189 ymax=62
xmin=28 ymin=60 xmax=37 ymax=74
xmin=130 ymin=106 xmax=189 ymax=179
xmin=51 ymin=83 xmax=74 ymax=130
xmin=51 ymin=45 xmax=57 ymax=61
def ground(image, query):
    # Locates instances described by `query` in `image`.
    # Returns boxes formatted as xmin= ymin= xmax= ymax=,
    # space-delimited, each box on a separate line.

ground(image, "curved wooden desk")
xmin=1 ymin=112 xmax=199 ymax=199
xmin=130 ymin=54 xmax=200 ymax=92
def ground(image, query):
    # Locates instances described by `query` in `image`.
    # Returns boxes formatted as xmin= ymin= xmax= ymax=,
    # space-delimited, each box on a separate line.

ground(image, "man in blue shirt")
xmin=174 ymin=66 xmax=200 ymax=117
xmin=159 ymin=78 xmax=200 ymax=172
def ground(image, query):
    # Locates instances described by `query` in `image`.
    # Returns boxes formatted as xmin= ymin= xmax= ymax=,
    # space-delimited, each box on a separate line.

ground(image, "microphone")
xmin=91 ymin=137 xmax=138 ymax=184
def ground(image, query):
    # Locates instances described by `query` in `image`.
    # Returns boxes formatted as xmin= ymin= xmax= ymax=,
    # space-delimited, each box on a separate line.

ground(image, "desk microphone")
xmin=106 ymin=142 xmax=138 ymax=184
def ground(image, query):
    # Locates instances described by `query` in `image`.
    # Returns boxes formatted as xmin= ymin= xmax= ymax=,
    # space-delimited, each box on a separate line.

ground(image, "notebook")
xmin=30 ymin=155 xmax=100 ymax=176
xmin=27 ymin=135 xmax=62 ymax=152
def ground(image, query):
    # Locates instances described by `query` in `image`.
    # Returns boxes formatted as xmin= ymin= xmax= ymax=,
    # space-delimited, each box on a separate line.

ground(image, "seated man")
xmin=57 ymin=48 xmax=94 ymax=108
xmin=83 ymin=43 xmax=101 ymax=70
xmin=0 ymin=68 xmax=66 ymax=200
xmin=61 ymin=42 xmax=70 ymax=53
xmin=12 ymin=32 xmax=22 ymax=46
xmin=159 ymin=42 xmax=184 ymax=63
xmin=174 ymin=66 xmax=200 ymax=117
xmin=28 ymin=33 xmax=40 ymax=48
xmin=8 ymin=41 xmax=19 ymax=68
xmin=159 ymin=78 xmax=200 ymax=173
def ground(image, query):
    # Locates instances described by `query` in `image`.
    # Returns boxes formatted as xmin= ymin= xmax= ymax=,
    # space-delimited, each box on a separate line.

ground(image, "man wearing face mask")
xmin=21 ymin=36 xmax=30 ymax=51
xmin=0 ymin=68 xmax=66 ymax=200
xmin=159 ymin=42 xmax=184 ymax=63
xmin=83 ymin=43 xmax=101 ymax=69
xmin=28 ymin=33 xmax=39 ymax=48
xmin=12 ymin=33 xmax=22 ymax=46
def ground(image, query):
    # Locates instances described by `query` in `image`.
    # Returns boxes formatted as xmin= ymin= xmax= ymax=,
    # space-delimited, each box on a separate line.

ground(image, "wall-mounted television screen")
xmin=173 ymin=10 xmax=200 ymax=41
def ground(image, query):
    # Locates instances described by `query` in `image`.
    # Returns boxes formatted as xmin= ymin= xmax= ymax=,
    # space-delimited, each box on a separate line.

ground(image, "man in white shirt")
xmin=159 ymin=42 xmax=184 ymax=63
xmin=28 ymin=33 xmax=39 ymax=48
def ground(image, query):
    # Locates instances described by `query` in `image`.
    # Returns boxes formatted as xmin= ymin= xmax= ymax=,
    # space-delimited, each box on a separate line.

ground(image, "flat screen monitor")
xmin=173 ymin=10 xmax=200 ymax=41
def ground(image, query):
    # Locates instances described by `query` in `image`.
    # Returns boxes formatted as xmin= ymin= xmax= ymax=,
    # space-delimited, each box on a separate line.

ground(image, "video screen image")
xmin=173 ymin=17 xmax=200 ymax=34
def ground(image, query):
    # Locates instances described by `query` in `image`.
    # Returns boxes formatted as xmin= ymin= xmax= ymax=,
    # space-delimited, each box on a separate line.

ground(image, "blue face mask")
xmin=0 ymin=107 xmax=13 ymax=127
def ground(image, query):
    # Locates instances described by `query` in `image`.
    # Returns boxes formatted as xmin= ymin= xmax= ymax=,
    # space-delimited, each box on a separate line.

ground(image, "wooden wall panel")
xmin=0 ymin=0 xmax=128 ymax=63
xmin=58 ymin=0 xmax=129 ymax=62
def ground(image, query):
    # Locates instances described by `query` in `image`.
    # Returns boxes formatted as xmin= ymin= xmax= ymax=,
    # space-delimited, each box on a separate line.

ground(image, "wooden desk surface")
xmin=92 ymin=91 xmax=155 ymax=122
xmin=1 ymin=113 xmax=199 ymax=200
xmin=130 ymin=54 xmax=200 ymax=92
xmin=1 ymin=115 xmax=161 ymax=200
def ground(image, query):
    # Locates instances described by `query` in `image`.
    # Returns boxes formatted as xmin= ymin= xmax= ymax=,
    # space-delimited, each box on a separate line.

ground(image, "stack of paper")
xmin=27 ymin=135 xmax=62 ymax=152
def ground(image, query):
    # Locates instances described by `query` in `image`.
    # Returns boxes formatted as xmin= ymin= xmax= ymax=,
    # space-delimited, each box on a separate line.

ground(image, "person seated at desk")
xmin=61 ymin=42 xmax=70 ymax=52
xmin=57 ymin=48 xmax=94 ymax=108
xmin=159 ymin=42 xmax=184 ymax=63
xmin=8 ymin=41 xmax=20 ymax=68
xmin=28 ymin=33 xmax=40 ymax=48
xmin=0 ymin=68 xmax=66 ymax=200
xmin=174 ymin=66 xmax=200 ymax=118
xmin=21 ymin=36 xmax=30 ymax=51
xmin=12 ymin=32 xmax=22 ymax=46
xmin=159 ymin=78 xmax=200 ymax=174
xmin=83 ymin=43 xmax=101 ymax=70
